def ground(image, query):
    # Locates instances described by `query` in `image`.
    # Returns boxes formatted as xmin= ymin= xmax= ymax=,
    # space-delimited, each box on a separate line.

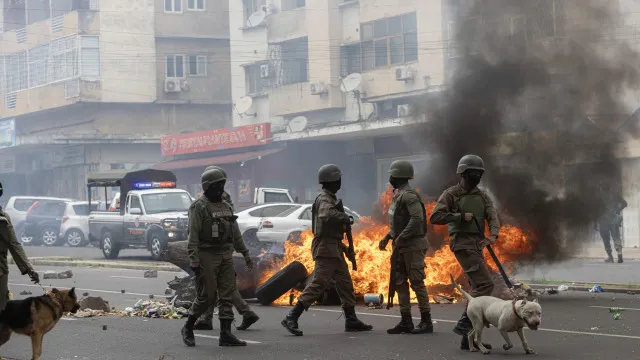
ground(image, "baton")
xmin=471 ymin=216 xmax=513 ymax=289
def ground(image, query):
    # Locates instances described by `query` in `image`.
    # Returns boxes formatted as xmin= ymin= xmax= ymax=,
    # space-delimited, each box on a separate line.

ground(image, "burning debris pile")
xmin=257 ymin=187 xmax=535 ymax=306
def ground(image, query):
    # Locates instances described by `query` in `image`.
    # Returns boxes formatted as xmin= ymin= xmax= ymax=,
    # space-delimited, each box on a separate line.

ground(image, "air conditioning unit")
xmin=397 ymin=104 xmax=413 ymax=117
xmin=395 ymin=66 xmax=415 ymax=81
xmin=260 ymin=64 xmax=272 ymax=79
xmin=164 ymin=79 xmax=181 ymax=93
xmin=309 ymin=81 xmax=328 ymax=95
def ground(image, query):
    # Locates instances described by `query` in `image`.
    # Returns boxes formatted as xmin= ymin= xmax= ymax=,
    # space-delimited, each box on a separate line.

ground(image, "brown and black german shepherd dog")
xmin=0 ymin=287 xmax=81 ymax=360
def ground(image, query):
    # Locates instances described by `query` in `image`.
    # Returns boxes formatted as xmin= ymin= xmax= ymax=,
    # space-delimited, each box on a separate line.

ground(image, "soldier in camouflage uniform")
xmin=192 ymin=166 xmax=260 ymax=331
xmin=181 ymin=167 xmax=255 ymax=347
xmin=429 ymin=154 xmax=500 ymax=350
xmin=281 ymin=164 xmax=372 ymax=336
xmin=598 ymin=190 xmax=627 ymax=263
xmin=378 ymin=160 xmax=433 ymax=335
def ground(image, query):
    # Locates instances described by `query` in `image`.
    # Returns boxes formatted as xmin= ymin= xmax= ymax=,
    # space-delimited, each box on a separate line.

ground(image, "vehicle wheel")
xmin=242 ymin=229 xmax=261 ymax=248
xmin=255 ymin=260 xmax=308 ymax=306
xmin=65 ymin=229 xmax=85 ymax=247
xmin=149 ymin=234 xmax=166 ymax=261
xmin=18 ymin=228 xmax=36 ymax=246
xmin=101 ymin=231 xmax=120 ymax=259
xmin=41 ymin=227 xmax=63 ymax=247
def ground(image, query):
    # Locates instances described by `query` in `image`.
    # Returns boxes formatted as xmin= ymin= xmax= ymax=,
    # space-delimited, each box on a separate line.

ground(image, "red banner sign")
xmin=161 ymin=123 xmax=271 ymax=156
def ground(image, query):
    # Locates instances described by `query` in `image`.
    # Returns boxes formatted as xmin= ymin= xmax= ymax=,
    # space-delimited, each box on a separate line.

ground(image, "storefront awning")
xmin=151 ymin=147 xmax=283 ymax=171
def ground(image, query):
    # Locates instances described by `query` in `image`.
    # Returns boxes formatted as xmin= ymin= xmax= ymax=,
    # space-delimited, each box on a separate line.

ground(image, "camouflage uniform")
xmin=181 ymin=167 xmax=252 ymax=347
xmin=379 ymin=160 xmax=432 ymax=335
xmin=193 ymin=168 xmax=260 ymax=330
xmin=429 ymin=154 xmax=500 ymax=349
xmin=599 ymin=193 xmax=627 ymax=263
xmin=281 ymin=164 xmax=372 ymax=336
xmin=0 ymin=210 xmax=34 ymax=311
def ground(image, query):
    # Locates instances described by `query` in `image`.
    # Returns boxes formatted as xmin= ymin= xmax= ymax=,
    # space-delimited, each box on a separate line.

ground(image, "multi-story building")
xmin=0 ymin=0 xmax=232 ymax=200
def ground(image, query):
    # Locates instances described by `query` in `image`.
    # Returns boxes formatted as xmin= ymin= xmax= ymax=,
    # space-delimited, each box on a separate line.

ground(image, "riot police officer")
xmin=281 ymin=164 xmax=372 ymax=336
xmin=181 ymin=167 xmax=254 ymax=347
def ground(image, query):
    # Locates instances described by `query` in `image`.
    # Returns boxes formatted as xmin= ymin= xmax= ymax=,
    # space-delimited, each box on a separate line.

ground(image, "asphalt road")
xmin=2 ymin=266 xmax=640 ymax=360
xmin=22 ymin=245 xmax=155 ymax=262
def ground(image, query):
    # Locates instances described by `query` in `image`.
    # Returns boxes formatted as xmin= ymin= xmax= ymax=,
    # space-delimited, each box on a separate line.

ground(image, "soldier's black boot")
xmin=387 ymin=311 xmax=414 ymax=334
xmin=181 ymin=315 xmax=197 ymax=347
xmin=605 ymin=253 xmax=614 ymax=263
xmin=343 ymin=306 xmax=373 ymax=332
xmin=453 ymin=311 xmax=472 ymax=349
xmin=219 ymin=319 xmax=247 ymax=346
xmin=236 ymin=311 xmax=260 ymax=330
xmin=193 ymin=314 xmax=213 ymax=330
xmin=618 ymin=254 xmax=624 ymax=263
xmin=412 ymin=311 xmax=434 ymax=334
xmin=281 ymin=302 xmax=304 ymax=336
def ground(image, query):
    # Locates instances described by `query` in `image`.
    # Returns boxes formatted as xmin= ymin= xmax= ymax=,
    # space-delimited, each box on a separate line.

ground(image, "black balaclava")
xmin=461 ymin=169 xmax=483 ymax=190
xmin=204 ymin=180 xmax=226 ymax=202
xmin=389 ymin=176 xmax=408 ymax=190
xmin=322 ymin=179 xmax=341 ymax=194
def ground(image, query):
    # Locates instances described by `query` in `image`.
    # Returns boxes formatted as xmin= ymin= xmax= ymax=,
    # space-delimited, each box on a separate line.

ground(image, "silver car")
xmin=5 ymin=196 xmax=73 ymax=232
xmin=59 ymin=201 xmax=97 ymax=247
xmin=235 ymin=203 xmax=302 ymax=248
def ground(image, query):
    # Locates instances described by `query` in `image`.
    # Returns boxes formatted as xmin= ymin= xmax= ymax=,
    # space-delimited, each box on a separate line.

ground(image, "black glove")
xmin=190 ymin=266 xmax=201 ymax=276
xmin=28 ymin=270 xmax=40 ymax=284
xmin=244 ymin=255 xmax=254 ymax=272
xmin=348 ymin=216 xmax=354 ymax=225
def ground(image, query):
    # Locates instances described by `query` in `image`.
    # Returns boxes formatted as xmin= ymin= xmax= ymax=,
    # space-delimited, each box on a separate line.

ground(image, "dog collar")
xmin=45 ymin=293 xmax=63 ymax=321
xmin=512 ymin=300 xmax=524 ymax=320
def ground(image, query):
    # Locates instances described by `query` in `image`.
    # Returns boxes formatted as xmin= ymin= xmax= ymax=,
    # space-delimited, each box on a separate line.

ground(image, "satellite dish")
xmin=246 ymin=10 xmax=266 ymax=28
xmin=235 ymin=96 xmax=253 ymax=114
xmin=340 ymin=73 xmax=362 ymax=92
xmin=287 ymin=116 xmax=308 ymax=133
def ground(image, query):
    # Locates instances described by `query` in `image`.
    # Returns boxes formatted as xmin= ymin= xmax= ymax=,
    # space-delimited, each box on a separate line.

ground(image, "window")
xmin=245 ymin=64 xmax=269 ymax=95
xmin=28 ymin=44 xmax=49 ymax=87
xmin=50 ymin=36 xmax=78 ymax=82
xmin=243 ymin=0 xmax=266 ymax=22
xmin=248 ymin=205 xmax=296 ymax=217
xmin=266 ymin=205 xmax=300 ymax=217
xmin=129 ymin=196 xmax=142 ymax=212
xmin=188 ymin=55 xmax=206 ymax=76
xmin=264 ymin=192 xmax=292 ymax=203
xmin=142 ymin=192 xmax=192 ymax=214
xmin=72 ymin=204 xmax=90 ymax=216
xmin=187 ymin=0 xmax=204 ymax=10
xmin=80 ymin=35 xmax=100 ymax=79
xmin=282 ymin=0 xmax=305 ymax=10
xmin=279 ymin=37 xmax=308 ymax=86
xmin=299 ymin=208 xmax=311 ymax=220
xmin=13 ymin=199 xmax=37 ymax=212
xmin=352 ymin=13 xmax=418 ymax=72
xmin=166 ymin=55 xmax=185 ymax=78
xmin=165 ymin=0 xmax=182 ymax=12
xmin=6 ymin=51 xmax=27 ymax=93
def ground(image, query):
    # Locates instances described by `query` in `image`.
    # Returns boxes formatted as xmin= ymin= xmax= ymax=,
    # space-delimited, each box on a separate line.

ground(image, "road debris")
xmin=73 ymin=309 xmax=109 ymax=318
xmin=83 ymin=292 xmax=90 ymax=296
xmin=149 ymin=294 xmax=154 ymax=299
xmin=43 ymin=270 xmax=57 ymax=279
xmin=121 ymin=289 xmax=126 ymax=294
xmin=57 ymin=269 xmax=73 ymax=279
xmin=433 ymin=295 xmax=454 ymax=304
xmin=589 ymin=285 xmax=604 ymax=293
xmin=144 ymin=270 xmax=158 ymax=278
xmin=164 ymin=288 xmax=172 ymax=295
xmin=19 ymin=290 xmax=32 ymax=296
xmin=102 ymin=325 xmax=107 ymax=330
xmin=120 ymin=299 xmax=188 ymax=319
xmin=79 ymin=296 xmax=110 ymax=312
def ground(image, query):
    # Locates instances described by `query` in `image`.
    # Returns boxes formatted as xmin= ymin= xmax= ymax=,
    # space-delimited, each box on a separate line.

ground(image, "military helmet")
xmin=456 ymin=154 xmax=485 ymax=174
xmin=204 ymin=165 xmax=227 ymax=177
xmin=317 ymin=164 xmax=342 ymax=184
xmin=201 ymin=167 xmax=227 ymax=190
xmin=388 ymin=160 xmax=414 ymax=179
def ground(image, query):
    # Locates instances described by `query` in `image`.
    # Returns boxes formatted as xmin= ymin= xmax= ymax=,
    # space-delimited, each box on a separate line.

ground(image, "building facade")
xmin=0 ymin=0 xmax=232 ymax=200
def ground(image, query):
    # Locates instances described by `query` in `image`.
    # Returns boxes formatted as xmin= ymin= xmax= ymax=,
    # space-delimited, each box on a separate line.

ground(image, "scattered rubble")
xmin=120 ymin=299 xmax=188 ymax=319
xmin=164 ymin=288 xmax=172 ymax=295
xmin=42 ymin=269 xmax=74 ymax=280
xmin=79 ymin=296 xmax=110 ymax=313
xmin=144 ymin=270 xmax=158 ymax=278
xmin=121 ymin=289 xmax=126 ymax=294
xmin=73 ymin=309 xmax=108 ymax=318
xmin=83 ymin=292 xmax=89 ymax=296
xmin=589 ymin=285 xmax=604 ymax=293
xmin=433 ymin=295 xmax=454 ymax=304
xmin=19 ymin=290 xmax=32 ymax=296
xmin=167 ymin=275 xmax=196 ymax=302
xmin=149 ymin=294 xmax=154 ymax=299
xmin=102 ymin=325 xmax=107 ymax=330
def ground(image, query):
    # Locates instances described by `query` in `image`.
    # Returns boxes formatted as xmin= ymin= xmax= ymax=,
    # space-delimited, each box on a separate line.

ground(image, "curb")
xmin=527 ymin=283 xmax=640 ymax=295
xmin=10 ymin=257 xmax=183 ymax=273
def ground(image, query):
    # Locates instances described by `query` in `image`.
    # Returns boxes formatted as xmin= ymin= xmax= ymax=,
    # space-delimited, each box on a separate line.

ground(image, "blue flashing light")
xmin=133 ymin=181 xmax=176 ymax=189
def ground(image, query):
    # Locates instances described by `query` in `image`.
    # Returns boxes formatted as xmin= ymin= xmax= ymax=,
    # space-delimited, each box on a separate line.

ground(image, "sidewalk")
xmin=576 ymin=246 xmax=640 ymax=260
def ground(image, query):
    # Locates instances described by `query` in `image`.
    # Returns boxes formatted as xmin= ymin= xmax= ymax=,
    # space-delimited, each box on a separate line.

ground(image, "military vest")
xmin=388 ymin=187 xmax=427 ymax=240
xmin=198 ymin=200 xmax=235 ymax=247
xmin=311 ymin=192 xmax=343 ymax=240
xmin=447 ymin=191 xmax=485 ymax=235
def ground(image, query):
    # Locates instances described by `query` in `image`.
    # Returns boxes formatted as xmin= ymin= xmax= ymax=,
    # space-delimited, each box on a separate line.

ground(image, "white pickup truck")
xmin=87 ymin=170 xmax=193 ymax=260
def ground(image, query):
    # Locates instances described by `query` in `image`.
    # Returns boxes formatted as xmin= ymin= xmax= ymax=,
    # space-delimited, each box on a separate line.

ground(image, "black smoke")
xmin=409 ymin=0 xmax=640 ymax=262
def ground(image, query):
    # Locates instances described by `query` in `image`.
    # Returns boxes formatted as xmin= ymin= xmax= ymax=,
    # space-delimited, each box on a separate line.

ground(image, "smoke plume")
xmin=409 ymin=0 xmax=640 ymax=262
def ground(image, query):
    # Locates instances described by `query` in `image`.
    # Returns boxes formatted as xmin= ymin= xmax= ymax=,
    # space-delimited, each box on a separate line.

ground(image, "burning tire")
xmin=255 ymin=260 xmax=308 ymax=306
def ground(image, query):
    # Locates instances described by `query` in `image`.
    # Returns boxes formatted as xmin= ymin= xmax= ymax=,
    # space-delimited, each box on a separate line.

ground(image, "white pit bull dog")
xmin=450 ymin=274 xmax=542 ymax=355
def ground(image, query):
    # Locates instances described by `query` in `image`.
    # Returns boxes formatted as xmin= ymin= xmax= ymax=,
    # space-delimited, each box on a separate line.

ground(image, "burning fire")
xmin=258 ymin=186 xmax=535 ymax=305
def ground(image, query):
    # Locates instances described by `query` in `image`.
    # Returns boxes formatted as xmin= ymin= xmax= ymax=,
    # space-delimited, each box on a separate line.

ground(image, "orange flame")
xmin=258 ymin=186 xmax=535 ymax=305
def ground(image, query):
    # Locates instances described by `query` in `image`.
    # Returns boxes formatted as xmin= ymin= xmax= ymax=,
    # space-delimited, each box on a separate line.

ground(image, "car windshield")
xmin=141 ymin=192 xmax=192 ymax=214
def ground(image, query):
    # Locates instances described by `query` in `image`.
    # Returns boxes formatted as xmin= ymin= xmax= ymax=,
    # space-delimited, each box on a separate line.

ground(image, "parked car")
xmin=59 ymin=201 xmax=101 ymax=247
xmin=5 ymin=196 xmax=73 ymax=233
xmin=256 ymin=204 xmax=361 ymax=244
xmin=20 ymin=199 xmax=70 ymax=246
xmin=235 ymin=203 xmax=302 ymax=248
